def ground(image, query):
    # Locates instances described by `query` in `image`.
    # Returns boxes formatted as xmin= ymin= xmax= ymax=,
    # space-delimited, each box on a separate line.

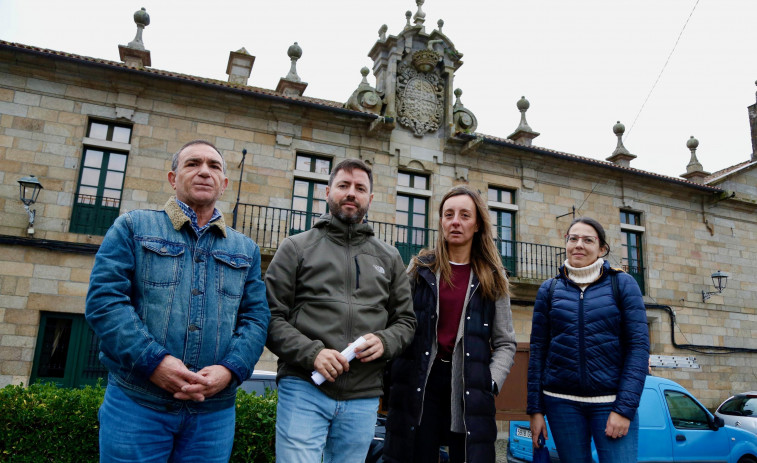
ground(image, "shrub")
xmin=231 ymin=388 xmax=277 ymax=463
xmin=0 ymin=383 xmax=277 ymax=462
xmin=0 ymin=382 xmax=102 ymax=462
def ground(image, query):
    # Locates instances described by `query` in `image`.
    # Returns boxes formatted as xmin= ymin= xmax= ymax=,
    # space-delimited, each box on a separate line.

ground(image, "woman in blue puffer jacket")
xmin=527 ymin=217 xmax=649 ymax=463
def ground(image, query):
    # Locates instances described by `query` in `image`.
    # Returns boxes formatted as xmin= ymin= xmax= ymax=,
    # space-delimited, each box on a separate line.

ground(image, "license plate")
xmin=516 ymin=427 xmax=532 ymax=439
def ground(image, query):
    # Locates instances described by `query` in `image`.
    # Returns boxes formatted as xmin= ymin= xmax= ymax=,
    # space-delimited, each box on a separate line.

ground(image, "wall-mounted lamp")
xmin=17 ymin=175 xmax=44 ymax=235
xmin=702 ymin=270 xmax=728 ymax=302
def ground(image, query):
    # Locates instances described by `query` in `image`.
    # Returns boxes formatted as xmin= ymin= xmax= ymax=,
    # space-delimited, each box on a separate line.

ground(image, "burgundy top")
xmin=436 ymin=262 xmax=471 ymax=360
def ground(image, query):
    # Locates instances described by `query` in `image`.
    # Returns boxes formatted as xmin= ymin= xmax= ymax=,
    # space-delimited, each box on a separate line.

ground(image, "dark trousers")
xmin=414 ymin=358 xmax=466 ymax=463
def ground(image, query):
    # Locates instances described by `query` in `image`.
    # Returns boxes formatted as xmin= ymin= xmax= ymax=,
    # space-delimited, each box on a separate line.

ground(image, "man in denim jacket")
xmin=86 ymin=140 xmax=270 ymax=462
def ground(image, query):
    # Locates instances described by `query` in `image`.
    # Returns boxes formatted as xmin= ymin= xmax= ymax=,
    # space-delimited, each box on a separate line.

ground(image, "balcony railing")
xmin=70 ymin=193 xmax=122 ymax=236
xmin=499 ymin=239 xmax=566 ymax=281
xmin=622 ymin=264 xmax=646 ymax=295
xmin=234 ymin=203 xmax=565 ymax=281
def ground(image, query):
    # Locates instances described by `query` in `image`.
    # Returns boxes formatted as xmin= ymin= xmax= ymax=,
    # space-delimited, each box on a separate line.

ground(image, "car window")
xmin=239 ymin=376 xmax=277 ymax=396
xmin=721 ymin=396 xmax=757 ymax=416
xmin=745 ymin=397 xmax=757 ymax=416
xmin=719 ymin=397 xmax=747 ymax=416
xmin=665 ymin=390 xmax=710 ymax=430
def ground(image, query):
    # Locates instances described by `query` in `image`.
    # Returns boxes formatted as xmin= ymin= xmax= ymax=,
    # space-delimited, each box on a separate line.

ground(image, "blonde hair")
xmin=412 ymin=185 xmax=510 ymax=301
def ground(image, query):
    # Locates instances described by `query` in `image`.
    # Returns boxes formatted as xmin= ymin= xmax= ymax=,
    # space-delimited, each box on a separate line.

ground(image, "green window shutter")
xmin=30 ymin=313 xmax=108 ymax=388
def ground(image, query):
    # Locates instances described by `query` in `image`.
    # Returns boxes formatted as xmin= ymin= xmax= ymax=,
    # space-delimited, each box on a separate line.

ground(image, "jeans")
xmin=544 ymin=394 xmax=639 ymax=463
xmin=276 ymin=376 xmax=379 ymax=463
xmin=415 ymin=358 xmax=465 ymax=463
xmin=98 ymin=384 xmax=235 ymax=463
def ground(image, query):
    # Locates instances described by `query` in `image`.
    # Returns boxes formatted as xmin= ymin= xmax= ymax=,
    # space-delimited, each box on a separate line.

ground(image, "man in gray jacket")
xmin=266 ymin=158 xmax=416 ymax=463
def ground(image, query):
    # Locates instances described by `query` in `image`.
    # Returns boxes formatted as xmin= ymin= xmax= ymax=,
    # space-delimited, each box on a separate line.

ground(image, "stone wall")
xmin=2 ymin=47 xmax=756 ymax=409
xmin=0 ymin=244 xmax=93 ymax=386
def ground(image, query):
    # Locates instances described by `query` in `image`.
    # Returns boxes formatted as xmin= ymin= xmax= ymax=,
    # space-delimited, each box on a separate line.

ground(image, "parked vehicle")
xmin=364 ymin=412 xmax=449 ymax=463
xmin=716 ymin=391 xmax=757 ymax=436
xmin=365 ymin=413 xmax=387 ymax=463
xmin=238 ymin=369 xmax=278 ymax=395
xmin=508 ymin=375 xmax=757 ymax=463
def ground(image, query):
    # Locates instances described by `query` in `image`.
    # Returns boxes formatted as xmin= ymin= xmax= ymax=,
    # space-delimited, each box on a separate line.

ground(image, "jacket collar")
xmin=163 ymin=196 xmax=227 ymax=238
xmin=313 ymin=213 xmax=373 ymax=244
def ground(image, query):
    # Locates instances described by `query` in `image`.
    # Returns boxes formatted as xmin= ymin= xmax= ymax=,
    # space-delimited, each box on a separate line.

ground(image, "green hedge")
xmin=232 ymin=388 xmax=277 ymax=463
xmin=0 ymin=382 xmax=276 ymax=463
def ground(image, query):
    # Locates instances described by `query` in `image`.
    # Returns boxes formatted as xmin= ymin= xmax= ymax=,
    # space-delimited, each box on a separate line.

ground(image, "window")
xmin=70 ymin=120 xmax=132 ymax=235
xmin=620 ymin=211 xmax=645 ymax=294
xmin=717 ymin=395 xmax=757 ymax=417
xmin=291 ymin=154 xmax=331 ymax=234
xmin=396 ymin=172 xmax=430 ymax=264
xmin=488 ymin=187 xmax=517 ymax=275
xmin=664 ymin=390 xmax=711 ymax=430
xmin=398 ymin=172 xmax=427 ymax=190
xmin=30 ymin=313 xmax=107 ymax=388
xmin=295 ymin=154 xmax=331 ymax=175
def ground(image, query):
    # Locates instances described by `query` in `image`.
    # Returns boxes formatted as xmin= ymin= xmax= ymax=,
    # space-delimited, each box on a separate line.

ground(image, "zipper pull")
xmin=580 ymin=292 xmax=584 ymax=300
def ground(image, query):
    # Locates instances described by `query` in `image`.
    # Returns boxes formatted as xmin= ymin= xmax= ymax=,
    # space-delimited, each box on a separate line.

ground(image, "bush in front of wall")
xmin=231 ymin=388 xmax=277 ymax=463
xmin=0 ymin=382 xmax=277 ymax=462
xmin=0 ymin=382 xmax=102 ymax=462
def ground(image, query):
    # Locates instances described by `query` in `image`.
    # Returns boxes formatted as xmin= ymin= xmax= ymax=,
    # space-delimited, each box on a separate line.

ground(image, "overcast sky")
xmin=2 ymin=0 xmax=756 ymax=178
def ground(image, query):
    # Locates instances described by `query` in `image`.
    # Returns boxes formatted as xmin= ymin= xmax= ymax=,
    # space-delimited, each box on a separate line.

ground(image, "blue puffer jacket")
xmin=527 ymin=261 xmax=649 ymax=419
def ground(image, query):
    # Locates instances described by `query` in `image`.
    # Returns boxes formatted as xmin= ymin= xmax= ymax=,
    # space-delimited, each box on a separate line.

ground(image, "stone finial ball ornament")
xmin=517 ymin=96 xmax=530 ymax=111
xmin=288 ymin=42 xmax=302 ymax=59
xmin=134 ymin=7 xmax=150 ymax=26
xmin=687 ymin=135 xmax=699 ymax=150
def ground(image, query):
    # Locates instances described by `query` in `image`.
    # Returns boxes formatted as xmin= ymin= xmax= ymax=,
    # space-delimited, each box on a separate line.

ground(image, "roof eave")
xmin=0 ymin=41 xmax=379 ymax=121
xmin=456 ymin=133 xmax=723 ymax=193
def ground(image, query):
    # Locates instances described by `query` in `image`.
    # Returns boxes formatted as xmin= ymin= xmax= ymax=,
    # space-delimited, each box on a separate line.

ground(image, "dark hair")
xmin=566 ymin=216 xmax=610 ymax=256
xmin=412 ymin=185 xmax=510 ymax=300
xmin=328 ymin=158 xmax=373 ymax=192
xmin=172 ymin=140 xmax=226 ymax=174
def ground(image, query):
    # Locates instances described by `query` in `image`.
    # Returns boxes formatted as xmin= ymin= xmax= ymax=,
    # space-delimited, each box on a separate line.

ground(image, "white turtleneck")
xmin=564 ymin=257 xmax=604 ymax=291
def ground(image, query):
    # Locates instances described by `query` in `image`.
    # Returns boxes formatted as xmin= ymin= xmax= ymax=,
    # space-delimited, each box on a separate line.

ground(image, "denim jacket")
xmin=85 ymin=198 xmax=270 ymax=413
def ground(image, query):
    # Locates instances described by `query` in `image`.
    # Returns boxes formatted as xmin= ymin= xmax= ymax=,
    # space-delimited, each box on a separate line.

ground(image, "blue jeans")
xmin=98 ymin=384 xmax=235 ymax=463
xmin=544 ymin=394 xmax=639 ymax=463
xmin=276 ymin=376 xmax=379 ymax=463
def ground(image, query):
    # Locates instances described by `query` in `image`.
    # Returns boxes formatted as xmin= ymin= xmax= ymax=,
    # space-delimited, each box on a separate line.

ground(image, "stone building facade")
xmin=1 ymin=3 xmax=756 ymax=427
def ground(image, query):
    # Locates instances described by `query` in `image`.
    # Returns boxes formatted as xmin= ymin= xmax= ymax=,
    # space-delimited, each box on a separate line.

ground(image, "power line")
xmin=627 ymin=0 xmax=701 ymax=140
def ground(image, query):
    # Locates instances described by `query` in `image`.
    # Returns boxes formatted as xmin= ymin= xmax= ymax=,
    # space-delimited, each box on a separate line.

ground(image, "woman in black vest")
xmin=383 ymin=185 xmax=517 ymax=463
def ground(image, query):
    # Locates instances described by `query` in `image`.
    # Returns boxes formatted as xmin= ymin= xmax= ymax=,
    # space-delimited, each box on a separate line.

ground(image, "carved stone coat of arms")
xmin=396 ymin=61 xmax=444 ymax=137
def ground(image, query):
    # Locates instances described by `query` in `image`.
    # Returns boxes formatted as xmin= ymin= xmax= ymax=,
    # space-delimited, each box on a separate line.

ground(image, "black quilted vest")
xmin=383 ymin=261 xmax=497 ymax=463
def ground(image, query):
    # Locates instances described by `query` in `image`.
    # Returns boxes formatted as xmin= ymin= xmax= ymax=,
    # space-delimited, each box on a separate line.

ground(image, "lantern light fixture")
xmin=17 ymin=175 xmax=44 ymax=235
xmin=702 ymin=270 xmax=728 ymax=302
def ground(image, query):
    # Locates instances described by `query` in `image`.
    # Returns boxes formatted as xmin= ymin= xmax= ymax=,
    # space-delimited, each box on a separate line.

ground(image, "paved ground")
xmin=495 ymin=439 xmax=509 ymax=462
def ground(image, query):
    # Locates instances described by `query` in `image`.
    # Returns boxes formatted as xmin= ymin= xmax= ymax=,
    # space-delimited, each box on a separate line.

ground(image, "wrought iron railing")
xmin=70 ymin=193 xmax=122 ymax=235
xmin=622 ymin=264 xmax=646 ymax=294
xmin=498 ymin=239 xmax=566 ymax=281
xmin=234 ymin=203 xmax=565 ymax=281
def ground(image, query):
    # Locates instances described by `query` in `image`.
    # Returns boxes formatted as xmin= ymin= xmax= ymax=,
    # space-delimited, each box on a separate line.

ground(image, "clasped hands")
xmin=149 ymin=355 xmax=232 ymax=402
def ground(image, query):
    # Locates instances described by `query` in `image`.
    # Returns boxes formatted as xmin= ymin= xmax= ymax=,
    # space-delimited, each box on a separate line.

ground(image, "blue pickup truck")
xmin=508 ymin=375 xmax=757 ymax=463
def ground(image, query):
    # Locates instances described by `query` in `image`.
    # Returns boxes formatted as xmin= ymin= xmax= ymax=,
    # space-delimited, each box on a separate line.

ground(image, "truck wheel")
xmin=738 ymin=456 xmax=757 ymax=463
